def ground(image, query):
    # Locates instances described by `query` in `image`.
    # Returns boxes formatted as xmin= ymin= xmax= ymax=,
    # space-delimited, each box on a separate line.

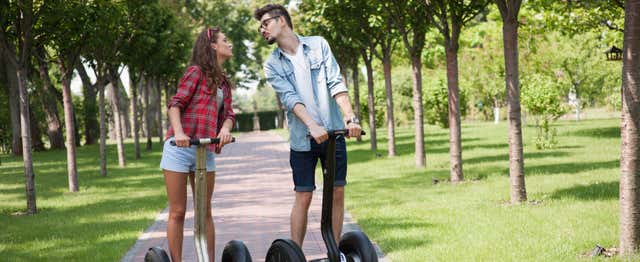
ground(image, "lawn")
xmin=345 ymin=118 xmax=635 ymax=261
xmin=0 ymin=140 xmax=168 ymax=261
xmin=0 ymin=117 xmax=637 ymax=261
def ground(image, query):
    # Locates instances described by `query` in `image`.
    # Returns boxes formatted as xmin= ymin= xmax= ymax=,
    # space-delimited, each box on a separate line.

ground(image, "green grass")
xmin=0 ymin=140 xmax=168 ymax=261
xmin=344 ymin=118 xmax=638 ymax=261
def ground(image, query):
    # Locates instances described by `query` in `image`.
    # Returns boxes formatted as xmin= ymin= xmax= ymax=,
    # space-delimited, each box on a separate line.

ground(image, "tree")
xmin=619 ymin=0 xmax=640 ymax=255
xmin=84 ymin=0 xmax=128 ymax=175
xmin=389 ymin=0 xmax=429 ymax=166
xmin=40 ymin=0 xmax=93 ymax=192
xmin=33 ymin=45 xmax=64 ymax=149
xmin=423 ymin=0 xmax=491 ymax=182
xmin=496 ymin=0 xmax=526 ymax=203
xmin=0 ymin=0 xmax=40 ymax=214
xmin=371 ymin=1 xmax=399 ymax=157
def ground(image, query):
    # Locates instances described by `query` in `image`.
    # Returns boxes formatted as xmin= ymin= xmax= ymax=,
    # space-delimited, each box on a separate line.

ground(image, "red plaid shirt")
xmin=166 ymin=65 xmax=236 ymax=151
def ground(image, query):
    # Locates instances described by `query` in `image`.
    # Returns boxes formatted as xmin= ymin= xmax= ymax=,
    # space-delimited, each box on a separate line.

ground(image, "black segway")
xmin=145 ymin=137 xmax=252 ymax=262
xmin=265 ymin=129 xmax=378 ymax=262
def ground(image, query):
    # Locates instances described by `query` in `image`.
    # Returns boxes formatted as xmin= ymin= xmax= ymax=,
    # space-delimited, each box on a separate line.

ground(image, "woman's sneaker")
xmin=340 ymin=252 xmax=347 ymax=262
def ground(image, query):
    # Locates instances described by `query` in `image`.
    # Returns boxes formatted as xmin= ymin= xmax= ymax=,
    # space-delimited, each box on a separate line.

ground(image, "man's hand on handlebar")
xmin=345 ymin=122 xmax=362 ymax=139
xmin=309 ymin=124 xmax=329 ymax=144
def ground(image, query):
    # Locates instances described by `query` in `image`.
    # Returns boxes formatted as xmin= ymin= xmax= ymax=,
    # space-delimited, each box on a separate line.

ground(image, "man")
xmin=255 ymin=4 xmax=362 ymax=261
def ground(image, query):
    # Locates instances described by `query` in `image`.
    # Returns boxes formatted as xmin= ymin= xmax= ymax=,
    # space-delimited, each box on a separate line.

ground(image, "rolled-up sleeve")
xmin=264 ymin=62 xmax=304 ymax=111
xmin=320 ymin=37 xmax=348 ymax=97
xmin=168 ymin=66 xmax=200 ymax=110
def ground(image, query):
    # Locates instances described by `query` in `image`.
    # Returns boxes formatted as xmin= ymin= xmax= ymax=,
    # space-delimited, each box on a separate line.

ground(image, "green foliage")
xmin=423 ymin=77 xmax=468 ymax=128
xmin=521 ymin=74 xmax=569 ymax=149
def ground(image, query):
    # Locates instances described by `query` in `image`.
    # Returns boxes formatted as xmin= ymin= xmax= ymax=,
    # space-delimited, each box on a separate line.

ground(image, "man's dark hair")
xmin=254 ymin=4 xmax=293 ymax=30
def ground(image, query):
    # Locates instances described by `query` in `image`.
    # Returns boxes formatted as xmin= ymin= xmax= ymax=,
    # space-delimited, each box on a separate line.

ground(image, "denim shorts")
xmin=289 ymin=136 xmax=347 ymax=192
xmin=160 ymin=137 xmax=216 ymax=173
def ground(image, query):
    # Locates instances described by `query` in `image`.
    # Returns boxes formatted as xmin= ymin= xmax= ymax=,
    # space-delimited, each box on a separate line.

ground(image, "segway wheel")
xmin=339 ymin=231 xmax=378 ymax=262
xmin=265 ymin=239 xmax=306 ymax=262
xmin=222 ymin=239 xmax=253 ymax=262
xmin=144 ymin=246 xmax=170 ymax=262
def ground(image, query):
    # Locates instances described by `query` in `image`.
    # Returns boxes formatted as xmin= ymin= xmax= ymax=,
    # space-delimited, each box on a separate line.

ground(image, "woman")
xmin=159 ymin=27 xmax=235 ymax=262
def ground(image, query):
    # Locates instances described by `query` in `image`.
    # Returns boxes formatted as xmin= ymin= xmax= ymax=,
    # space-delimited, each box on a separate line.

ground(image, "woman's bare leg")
xmin=164 ymin=170 xmax=190 ymax=262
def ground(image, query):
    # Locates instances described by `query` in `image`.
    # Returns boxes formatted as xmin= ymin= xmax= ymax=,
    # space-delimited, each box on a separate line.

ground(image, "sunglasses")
xmin=258 ymin=15 xmax=281 ymax=32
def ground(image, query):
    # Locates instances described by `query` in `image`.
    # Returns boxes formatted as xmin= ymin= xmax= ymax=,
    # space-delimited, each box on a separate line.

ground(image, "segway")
xmin=145 ymin=137 xmax=252 ymax=262
xmin=265 ymin=129 xmax=378 ymax=262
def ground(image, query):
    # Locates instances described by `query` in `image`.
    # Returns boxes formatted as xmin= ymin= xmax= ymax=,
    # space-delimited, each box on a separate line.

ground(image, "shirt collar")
xmin=276 ymin=35 xmax=310 ymax=59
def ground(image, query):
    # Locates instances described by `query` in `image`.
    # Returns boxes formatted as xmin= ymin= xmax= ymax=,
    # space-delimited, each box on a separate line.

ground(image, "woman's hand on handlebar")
xmin=174 ymin=132 xmax=191 ymax=147
xmin=215 ymin=128 xmax=233 ymax=153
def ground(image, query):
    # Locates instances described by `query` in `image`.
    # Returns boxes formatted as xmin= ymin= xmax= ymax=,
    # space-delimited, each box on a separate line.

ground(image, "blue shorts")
xmin=160 ymin=137 xmax=216 ymax=173
xmin=289 ymin=136 xmax=347 ymax=192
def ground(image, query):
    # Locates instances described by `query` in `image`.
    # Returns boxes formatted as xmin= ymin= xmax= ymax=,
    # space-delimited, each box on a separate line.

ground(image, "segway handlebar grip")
xmin=170 ymin=137 xmax=236 ymax=146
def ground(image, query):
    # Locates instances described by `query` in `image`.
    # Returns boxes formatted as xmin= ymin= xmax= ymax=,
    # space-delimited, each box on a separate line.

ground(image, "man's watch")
xmin=346 ymin=116 xmax=360 ymax=125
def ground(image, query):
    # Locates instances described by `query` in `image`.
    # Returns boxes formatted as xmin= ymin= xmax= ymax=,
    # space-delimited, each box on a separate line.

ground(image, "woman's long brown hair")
xmin=189 ymin=27 xmax=226 ymax=89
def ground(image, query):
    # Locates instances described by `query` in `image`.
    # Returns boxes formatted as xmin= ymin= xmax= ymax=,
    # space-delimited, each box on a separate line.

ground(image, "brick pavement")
xmin=121 ymin=131 xmax=387 ymax=262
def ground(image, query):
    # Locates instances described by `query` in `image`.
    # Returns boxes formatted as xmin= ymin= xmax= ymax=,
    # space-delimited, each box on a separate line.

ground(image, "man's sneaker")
xmin=340 ymin=252 xmax=347 ymax=262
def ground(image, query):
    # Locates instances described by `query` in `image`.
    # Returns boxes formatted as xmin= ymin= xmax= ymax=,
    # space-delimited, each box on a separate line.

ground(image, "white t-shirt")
xmin=283 ymin=44 xmax=322 ymax=127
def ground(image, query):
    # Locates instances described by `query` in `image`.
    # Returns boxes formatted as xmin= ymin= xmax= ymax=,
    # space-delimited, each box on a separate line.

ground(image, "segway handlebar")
xmin=170 ymin=137 xmax=236 ymax=146
xmin=306 ymin=129 xmax=366 ymax=138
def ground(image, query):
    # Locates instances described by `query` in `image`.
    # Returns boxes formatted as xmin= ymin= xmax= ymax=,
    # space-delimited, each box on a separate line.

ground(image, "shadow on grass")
xmin=464 ymin=151 xmax=570 ymax=165
xmin=357 ymin=216 xmax=433 ymax=254
xmin=526 ymin=160 xmax=619 ymax=176
xmin=569 ymin=126 xmax=620 ymax=138
xmin=550 ymin=181 xmax=618 ymax=200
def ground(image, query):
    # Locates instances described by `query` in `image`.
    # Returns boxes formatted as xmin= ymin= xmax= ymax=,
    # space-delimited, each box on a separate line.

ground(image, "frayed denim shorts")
xmin=160 ymin=137 xmax=216 ymax=173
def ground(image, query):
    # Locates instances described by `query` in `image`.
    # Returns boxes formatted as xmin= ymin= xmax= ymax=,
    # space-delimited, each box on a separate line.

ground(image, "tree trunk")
xmin=5 ymin=56 xmax=22 ymax=156
xmin=37 ymin=48 xmax=64 ymax=149
xmin=156 ymin=80 xmax=163 ymax=145
xmin=382 ymin=52 xmax=396 ymax=157
xmin=362 ymin=53 xmax=377 ymax=153
xmin=119 ymin=78 xmax=131 ymax=139
xmin=29 ymin=105 xmax=45 ymax=151
xmin=131 ymin=75 xmax=140 ymax=159
xmin=411 ymin=56 xmax=426 ymax=167
xmin=17 ymin=65 xmax=37 ymax=214
xmin=445 ymin=36 xmax=464 ymax=182
xmin=619 ymin=0 xmax=640 ymax=255
xmin=99 ymin=80 xmax=107 ymax=177
xmin=351 ymin=62 xmax=362 ymax=142
xmin=109 ymin=77 xmax=126 ymax=168
xmin=498 ymin=0 xmax=526 ymax=203
xmin=145 ymin=77 xmax=152 ymax=150
xmin=77 ymin=64 xmax=98 ymax=145
xmin=60 ymin=66 xmax=78 ymax=192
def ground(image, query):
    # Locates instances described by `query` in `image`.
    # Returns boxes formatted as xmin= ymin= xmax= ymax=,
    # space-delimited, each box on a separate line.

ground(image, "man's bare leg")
xmin=291 ymin=191 xmax=313 ymax=246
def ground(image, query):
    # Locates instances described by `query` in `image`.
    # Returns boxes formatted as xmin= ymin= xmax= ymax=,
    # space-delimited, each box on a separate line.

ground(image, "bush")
xmin=423 ymin=78 xmax=468 ymax=128
xmin=521 ymin=74 xmax=569 ymax=149
xmin=233 ymin=110 xmax=281 ymax=132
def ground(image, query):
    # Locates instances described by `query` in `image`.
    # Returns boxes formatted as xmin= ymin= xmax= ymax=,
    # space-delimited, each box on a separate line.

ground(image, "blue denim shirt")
xmin=263 ymin=35 xmax=348 ymax=151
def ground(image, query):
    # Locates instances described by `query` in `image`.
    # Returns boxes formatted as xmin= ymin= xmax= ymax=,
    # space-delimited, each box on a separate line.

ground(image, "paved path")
xmin=122 ymin=131 xmax=387 ymax=262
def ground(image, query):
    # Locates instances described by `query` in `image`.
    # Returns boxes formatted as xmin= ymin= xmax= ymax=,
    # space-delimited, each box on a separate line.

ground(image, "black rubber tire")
xmin=265 ymin=239 xmax=307 ymax=262
xmin=222 ymin=239 xmax=253 ymax=262
xmin=339 ymin=231 xmax=378 ymax=262
xmin=144 ymin=246 xmax=170 ymax=262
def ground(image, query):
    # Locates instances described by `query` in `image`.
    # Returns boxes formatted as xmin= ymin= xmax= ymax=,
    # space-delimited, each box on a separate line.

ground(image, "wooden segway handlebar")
xmin=170 ymin=137 xmax=236 ymax=146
